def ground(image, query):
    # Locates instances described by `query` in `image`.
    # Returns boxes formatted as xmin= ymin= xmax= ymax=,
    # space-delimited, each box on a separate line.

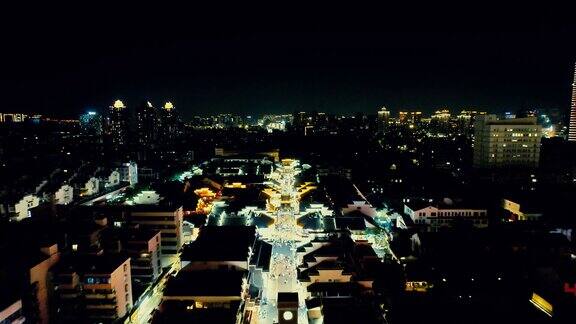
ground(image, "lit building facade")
xmin=473 ymin=115 xmax=541 ymax=168
xmin=404 ymin=200 xmax=488 ymax=231
xmin=79 ymin=111 xmax=103 ymax=141
xmin=158 ymin=102 xmax=180 ymax=144
xmin=107 ymin=100 xmax=129 ymax=146
xmin=54 ymin=184 xmax=74 ymax=205
xmin=104 ymin=170 xmax=121 ymax=188
xmin=13 ymin=194 xmax=41 ymax=221
xmin=398 ymin=111 xmax=422 ymax=124
xmin=26 ymin=244 xmax=60 ymax=324
xmin=0 ymin=113 xmax=28 ymax=123
xmin=53 ymin=255 xmax=132 ymax=323
xmin=569 ymin=64 xmax=576 ymax=141
xmin=431 ymin=109 xmax=451 ymax=121
xmin=0 ymin=299 xmax=25 ymax=324
xmin=82 ymin=177 xmax=100 ymax=196
xmin=377 ymin=107 xmax=390 ymax=132
xmin=130 ymin=205 xmax=184 ymax=266
xmin=125 ymin=229 xmax=162 ymax=284
xmin=135 ymin=101 xmax=158 ymax=146
xmin=457 ymin=110 xmax=486 ymax=132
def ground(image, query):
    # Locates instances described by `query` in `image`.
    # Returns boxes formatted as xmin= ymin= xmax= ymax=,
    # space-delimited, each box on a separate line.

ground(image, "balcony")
xmin=84 ymin=288 xmax=115 ymax=294
xmin=85 ymin=293 xmax=117 ymax=302
xmin=86 ymin=302 xmax=118 ymax=309
xmin=85 ymin=292 xmax=116 ymax=299
xmin=87 ymin=308 xmax=119 ymax=319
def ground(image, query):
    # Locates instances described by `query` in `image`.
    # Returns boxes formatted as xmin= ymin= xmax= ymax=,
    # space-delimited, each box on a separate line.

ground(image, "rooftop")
xmin=405 ymin=197 xmax=486 ymax=211
xmin=54 ymin=254 xmax=129 ymax=275
xmin=124 ymin=227 xmax=161 ymax=242
xmin=181 ymin=226 xmax=256 ymax=262
xmin=249 ymin=240 xmax=272 ymax=271
xmin=335 ymin=215 xmax=368 ymax=231
xmin=164 ymin=270 xmax=246 ymax=297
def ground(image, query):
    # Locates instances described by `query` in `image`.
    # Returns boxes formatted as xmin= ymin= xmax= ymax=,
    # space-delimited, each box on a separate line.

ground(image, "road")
xmin=127 ymin=264 xmax=178 ymax=324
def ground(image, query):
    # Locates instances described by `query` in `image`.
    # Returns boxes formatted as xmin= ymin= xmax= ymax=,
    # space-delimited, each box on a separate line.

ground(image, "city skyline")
xmin=4 ymin=42 xmax=576 ymax=119
xmin=2 ymin=4 xmax=576 ymax=118
xmin=3 ymin=5 xmax=576 ymax=324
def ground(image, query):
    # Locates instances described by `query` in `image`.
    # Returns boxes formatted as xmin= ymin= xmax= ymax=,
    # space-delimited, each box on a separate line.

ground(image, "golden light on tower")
xmin=112 ymin=99 xmax=126 ymax=109
xmin=164 ymin=101 xmax=175 ymax=111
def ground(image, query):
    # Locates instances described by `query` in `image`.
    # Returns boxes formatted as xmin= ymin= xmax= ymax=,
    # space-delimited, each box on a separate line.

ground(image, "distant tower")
xmin=135 ymin=101 xmax=158 ymax=146
xmin=473 ymin=115 xmax=541 ymax=168
xmin=79 ymin=110 xmax=103 ymax=142
xmin=569 ymin=63 xmax=576 ymax=141
xmin=159 ymin=101 xmax=180 ymax=144
xmin=108 ymin=99 xmax=129 ymax=147
xmin=377 ymin=107 xmax=390 ymax=132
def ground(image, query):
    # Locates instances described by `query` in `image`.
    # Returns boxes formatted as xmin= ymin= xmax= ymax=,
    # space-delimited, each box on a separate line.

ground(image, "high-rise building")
xmin=135 ymin=101 xmax=158 ymax=146
xmin=431 ymin=109 xmax=451 ymax=121
xmin=568 ymin=64 xmax=576 ymax=141
xmin=398 ymin=111 xmax=422 ymax=124
xmin=158 ymin=102 xmax=180 ymax=144
xmin=473 ymin=115 xmax=541 ymax=168
xmin=291 ymin=111 xmax=326 ymax=135
xmin=130 ymin=205 xmax=184 ymax=267
xmin=79 ymin=110 xmax=103 ymax=142
xmin=457 ymin=110 xmax=486 ymax=134
xmin=53 ymin=255 xmax=133 ymax=322
xmin=377 ymin=107 xmax=390 ymax=132
xmin=107 ymin=100 xmax=129 ymax=147
xmin=0 ymin=113 xmax=28 ymax=123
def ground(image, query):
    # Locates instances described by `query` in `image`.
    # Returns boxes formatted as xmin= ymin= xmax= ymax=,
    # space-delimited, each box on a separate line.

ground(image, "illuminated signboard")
xmin=529 ymin=292 xmax=553 ymax=317
xmin=405 ymin=281 xmax=432 ymax=292
xmin=564 ymin=283 xmax=576 ymax=296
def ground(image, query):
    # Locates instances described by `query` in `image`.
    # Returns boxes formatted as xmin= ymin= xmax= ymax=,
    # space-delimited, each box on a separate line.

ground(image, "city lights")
xmin=2 ymin=24 xmax=576 ymax=324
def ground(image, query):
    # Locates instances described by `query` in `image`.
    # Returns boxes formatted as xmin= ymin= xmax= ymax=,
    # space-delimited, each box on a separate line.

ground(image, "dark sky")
xmin=1 ymin=4 xmax=576 ymax=118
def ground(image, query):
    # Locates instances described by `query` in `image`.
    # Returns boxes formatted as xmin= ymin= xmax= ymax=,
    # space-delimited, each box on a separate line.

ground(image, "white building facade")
xmin=404 ymin=203 xmax=488 ymax=231
xmin=473 ymin=115 xmax=541 ymax=168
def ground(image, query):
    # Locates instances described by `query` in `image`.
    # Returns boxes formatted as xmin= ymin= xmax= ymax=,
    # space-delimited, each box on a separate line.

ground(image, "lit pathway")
xmin=258 ymin=242 xmax=309 ymax=324
xmin=128 ymin=263 xmax=178 ymax=324
xmin=256 ymin=160 xmax=310 ymax=323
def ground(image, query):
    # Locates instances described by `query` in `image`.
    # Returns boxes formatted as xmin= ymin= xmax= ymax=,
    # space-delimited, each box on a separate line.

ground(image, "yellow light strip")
xmin=529 ymin=293 xmax=553 ymax=317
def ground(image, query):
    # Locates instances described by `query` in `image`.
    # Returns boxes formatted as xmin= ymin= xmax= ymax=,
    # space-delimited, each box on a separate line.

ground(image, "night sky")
xmin=2 ymin=4 xmax=576 ymax=118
